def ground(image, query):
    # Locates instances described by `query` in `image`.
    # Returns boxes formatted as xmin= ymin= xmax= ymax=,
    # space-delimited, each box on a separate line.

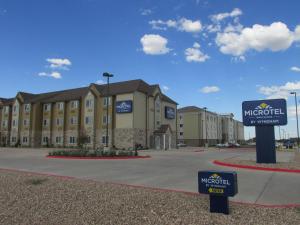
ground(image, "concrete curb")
xmin=213 ymin=160 xmax=300 ymax=174
xmin=0 ymin=167 xmax=299 ymax=208
xmin=46 ymin=155 xmax=151 ymax=160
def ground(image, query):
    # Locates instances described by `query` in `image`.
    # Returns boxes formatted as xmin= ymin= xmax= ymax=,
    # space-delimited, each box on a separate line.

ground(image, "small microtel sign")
xmin=198 ymin=171 xmax=238 ymax=197
xmin=165 ymin=106 xmax=175 ymax=119
xmin=116 ymin=100 xmax=133 ymax=113
xmin=242 ymin=99 xmax=287 ymax=126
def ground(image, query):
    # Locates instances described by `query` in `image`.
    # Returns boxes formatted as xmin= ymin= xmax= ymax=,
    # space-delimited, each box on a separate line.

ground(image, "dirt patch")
xmin=0 ymin=170 xmax=299 ymax=225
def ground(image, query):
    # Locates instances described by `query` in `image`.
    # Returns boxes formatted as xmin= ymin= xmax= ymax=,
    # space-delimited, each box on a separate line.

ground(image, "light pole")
xmin=290 ymin=92 xmax=300 ymax=148
xmin=103 ymin=72 xmax=113 ymax=148
xmin=203 ymin=107 xmax=208 ymax=147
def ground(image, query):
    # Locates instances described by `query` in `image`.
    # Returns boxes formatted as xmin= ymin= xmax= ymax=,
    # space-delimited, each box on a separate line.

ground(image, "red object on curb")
xmin=213 ymin=160 xmax=300 ymax=174
xmin=46 ymin=155 xmax=151 ymax=160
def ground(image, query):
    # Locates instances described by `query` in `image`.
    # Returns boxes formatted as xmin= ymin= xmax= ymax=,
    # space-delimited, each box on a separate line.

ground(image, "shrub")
xmin=48 ymin=149 xmax=138 ymax=157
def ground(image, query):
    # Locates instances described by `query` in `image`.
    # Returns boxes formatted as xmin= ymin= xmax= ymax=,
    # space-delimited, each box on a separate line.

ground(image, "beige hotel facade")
xmin=177 ymin=106 xmax=244 ymax=146
xmin=0 ymin=79 xmax=177 ymax=150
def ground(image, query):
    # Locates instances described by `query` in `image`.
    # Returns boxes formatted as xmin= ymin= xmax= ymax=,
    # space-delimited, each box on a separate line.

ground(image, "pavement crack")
xmin=254 ymin=172 xmax=275 ymax=204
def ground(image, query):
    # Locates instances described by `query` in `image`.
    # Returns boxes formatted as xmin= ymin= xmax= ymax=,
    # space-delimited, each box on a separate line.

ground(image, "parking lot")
xmin=0 ymin=147 xmax=299 ymax=206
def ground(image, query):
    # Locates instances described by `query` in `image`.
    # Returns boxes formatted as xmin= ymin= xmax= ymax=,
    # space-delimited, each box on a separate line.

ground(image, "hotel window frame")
xmin=102 ymin=115 xmax=110 ymax=124
xmin=24 ymin=104 xmax=31 ymax=112
xmin=13 ymin=105 xmax=18 ymax=113
xmin=85 ymin=99 xmax=93 ymax=108
xmin=70 ymin=117 xmax=77 ymax=125
xmin=85 ymin=116 xmax=93 ymax=125
xmin=102 ymin=135 xmax=109 ymax=144
xmin=43 ymin=119 xmax=49 ymax=127
xmin=103 ymin=97 xmax=111 ymax=106
xmin=23 ymin=119 xmax=28 ymax=126
xmin=11 ymin=137 xmax=17 ymax=143
xmin=69 ymin=136 xmax=77 ymax=144
xmin=3 ymin=106 xmax=9 ymax=114
xmin=71 ymin=100 xmax=78 ymax=109
xmin=57 ymin=102 xmax=64 ymax=111
xmin=44 ymin=104 xmax=50 ymax=112
xmin=22 ymin=136 xmax=28 ymax=143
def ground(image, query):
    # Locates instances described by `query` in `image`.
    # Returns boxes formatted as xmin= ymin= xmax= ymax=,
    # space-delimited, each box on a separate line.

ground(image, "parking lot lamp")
xmin=203 ymin=107 xmax=208 ymax=147
xmin=103 ymin=72 xmax=114 ymax=148
xmin=290 ymin=92 xmax=299 ymax=148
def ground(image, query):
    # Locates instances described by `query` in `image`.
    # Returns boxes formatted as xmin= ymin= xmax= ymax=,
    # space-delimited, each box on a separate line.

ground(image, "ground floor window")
xmin=102 ymin=135 xmax=109 ymax=144
xmin=22 ymin=136 xmax=28 ymax=143
xmin=56 ymin=136 xmax=62 ymax=144
xmin=43 ymin=136 xmax=49 ymax=144
xmin=11 ymin=137 xmax=17 ymax=143
xmin=69 ymin=136 xmax=77 ymax=144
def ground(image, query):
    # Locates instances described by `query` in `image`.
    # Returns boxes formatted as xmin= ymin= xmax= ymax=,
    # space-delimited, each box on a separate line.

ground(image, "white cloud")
xmin=291 ymin=66 xmax=300 ymax=72
xmin=216 ymin=22 xmax=300 ymax=56
xmin=140 ymin=34 xmax=171 ymax=55
xmin=46 ymin=58 xmax=72 ymax=70
xmin=96 ymin=79 xmax=105 ymax=84
xmin=288 ymin=106 xmax=300 ymax=118
xmin=200 ymin=86 xmax=220 ymax=93
xmin=149 ymin=18 xmax=202 ymax=33
xmin=162 ymin=85 xmax=170 ymax=92
xmin=38 ymin=71 xmax=62 ymax=79
xmin=258 ymin=81 xmax=300 ymax=99
xmin=185 ymin=42 xmax=209 ymax=63
xmin=206 ymin=24 xmax=221 ymax=33
xmin=140 ymin=9 xmax=152 ymax=16
xmin=211 ymin=8 xmax=242 ymax=22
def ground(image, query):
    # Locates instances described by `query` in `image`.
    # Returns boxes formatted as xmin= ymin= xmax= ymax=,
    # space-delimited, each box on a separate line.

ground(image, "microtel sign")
xmin=116 ymin=100 xmax=133 ymax=113
xmin=165 ymin=106 xmax=175 ymax=119
xmin=198 ymin=171 xmax=238 ymax=196
xmin=242 ymin=99 xmax=287 ymax=126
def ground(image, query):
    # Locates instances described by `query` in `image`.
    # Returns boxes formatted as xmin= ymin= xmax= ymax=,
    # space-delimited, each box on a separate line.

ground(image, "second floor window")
xmin=13 ymin=105 xmax=18 ymax=113
xmin=70 ymin=117 xmax=77 ymax=125
xmin=2 ymin=120 xmax=7 ymax=128
xmin=85 ymin=116 xmax=92 ymax=125
xmin=85 ymin=99 xmax=93 ymax=108
xmin=24 ymin=104 xmax=30 ymax=112
xmin=56 ymin=118 xmax=63 ymax=126
xmin=23 ymin=119 xmax=28 ymax=126
xmin=12 ymin=119 xmax=18 ymax=127
xmin=43 ymin=119 xmax=49 ymax=127
xmin=102 ymin=115 xmax=110 ymax=124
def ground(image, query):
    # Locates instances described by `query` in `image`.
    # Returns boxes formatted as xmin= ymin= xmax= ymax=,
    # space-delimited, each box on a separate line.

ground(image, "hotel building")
xmin=177 ymin=106 xmax=244 ymax=146
xmin=0 ymin=79 xmax=177 ymax=150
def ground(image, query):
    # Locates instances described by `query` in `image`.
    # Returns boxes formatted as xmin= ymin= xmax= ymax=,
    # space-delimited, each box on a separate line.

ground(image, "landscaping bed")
xmin=0 ymin=169 xmax=299 ymax=225
xmin=48 ymin=149 xmax=140 ymax=158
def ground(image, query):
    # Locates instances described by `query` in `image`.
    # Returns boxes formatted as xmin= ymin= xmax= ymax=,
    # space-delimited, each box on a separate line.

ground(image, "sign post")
xmin=242 ymin=99 xmax=287 ymax=163
xmin=198 ymin=171 xmax=238 ymax=215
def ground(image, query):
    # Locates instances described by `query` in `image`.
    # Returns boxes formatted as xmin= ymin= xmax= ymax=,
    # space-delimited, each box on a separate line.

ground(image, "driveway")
xmin=0 ymin=147 xmax=299 ymax=206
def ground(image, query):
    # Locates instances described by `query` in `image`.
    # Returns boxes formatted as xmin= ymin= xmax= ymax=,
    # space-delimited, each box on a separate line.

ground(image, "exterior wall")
xmin=51 ymin=102 xmax=65 ymax=147
xmin=65 ymin=100 xmax=80 ymax=147
xmin=30 ymin=103 xmax=42 ymax=147
xmin=20 ymin=103 xmax=31 ymax=147
xmin=41 ymin=103 xmax=52 ymax=146
xmin=0 ymin=105 xmax=11 ymax=146
xmin=83 ymin=92 xmax=95 ymax=148
xmin=10 ymin=100 xmax=21 ymax=146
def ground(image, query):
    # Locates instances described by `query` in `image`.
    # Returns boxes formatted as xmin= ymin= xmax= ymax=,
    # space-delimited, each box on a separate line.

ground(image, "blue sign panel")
xmin=116 ymin=100 xmax=133 ymax=113
xmin=198 ymin=171 xmax=238 ymax=197
xmin=165 ymin=106 xmax=175 ymax=119
xmin=242 ymin=99 xmax=287 ymax=126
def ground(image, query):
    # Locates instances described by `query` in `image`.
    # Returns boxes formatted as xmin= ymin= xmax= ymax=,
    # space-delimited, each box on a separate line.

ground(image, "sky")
xmin=0 ymin=0 xmax=300 ymax=140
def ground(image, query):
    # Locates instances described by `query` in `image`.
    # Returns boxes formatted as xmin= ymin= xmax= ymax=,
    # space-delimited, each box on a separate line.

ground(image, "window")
xmin=69 ymin=136 xmax=77 ymax=144
xmin=43 ymin=136 xmax=49 ymax=144
xmin=102 ymin=115 xmax=110 ymax=124
xmin=70 ymin=117 xmax=77 ymax=125
xmin=87 ymin=136 xmax=91 ymax=143
xmin=57 ymin=102 xmax=64 ymax=111
xmin=56 ymin=136 xmax=62 ymax=144
xmin=44 ymin=104 xmax=50 ymax=112
xmin=2 ymin=120 xmax=7 ymax=128
xmin=22 ymin=136 xmax=28 ymax=143
xmin=23 ymin=119 xmax=28 ymax=126
xmin=85 ymin=99 xmax=93 ymax=108
xmin=24 ymin=104 xmax=30 ymax=112
xmin=102 ymin=135 xmax=109 ymax=144
xmin=71 ymin=101 xmax=78 ymax=109
xmin=179 ymin=115 xmax=182 ymax=120
xmin=13 ymin=105 xmax=18 ymax=113
xmin=56 ymin=118 xmax=63 ymax=126
xmin=43 ymin=119 xmax=49 ymax=127
xmin=103 ymin=97 xmax=111 ymax=106
xmin=156 ymin=121 xmax=160 ymax=126
xmin=12 ymin=119 xmax=18 ymax=127
xmin=180 ymin=132 xmax=183 ymax=136
xmin=180 ymin=124 xmax=183 ymax=128
xmin=85 ymin=116 xmax=92 ymax=125
xmin=11 ymin=137 xmax=17 ymax=143
xmin=4 ymin=106 xmax=9 ymax=114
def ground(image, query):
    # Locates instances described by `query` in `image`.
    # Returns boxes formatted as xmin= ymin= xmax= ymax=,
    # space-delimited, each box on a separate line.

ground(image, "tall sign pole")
xmin=103 ymin=72 xmax=114 ymax=148
xmin=242 ymin=99 xmax=287 ymax=163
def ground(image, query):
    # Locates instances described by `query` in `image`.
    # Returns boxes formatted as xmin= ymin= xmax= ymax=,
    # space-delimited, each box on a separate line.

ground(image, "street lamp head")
xmin=290 ymin=92 xmax=296 ymax=94
xmin=203 ymin=107 xmax=207 ymax=110
xmin=103 ymin=72 xmax=114 ymax=78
